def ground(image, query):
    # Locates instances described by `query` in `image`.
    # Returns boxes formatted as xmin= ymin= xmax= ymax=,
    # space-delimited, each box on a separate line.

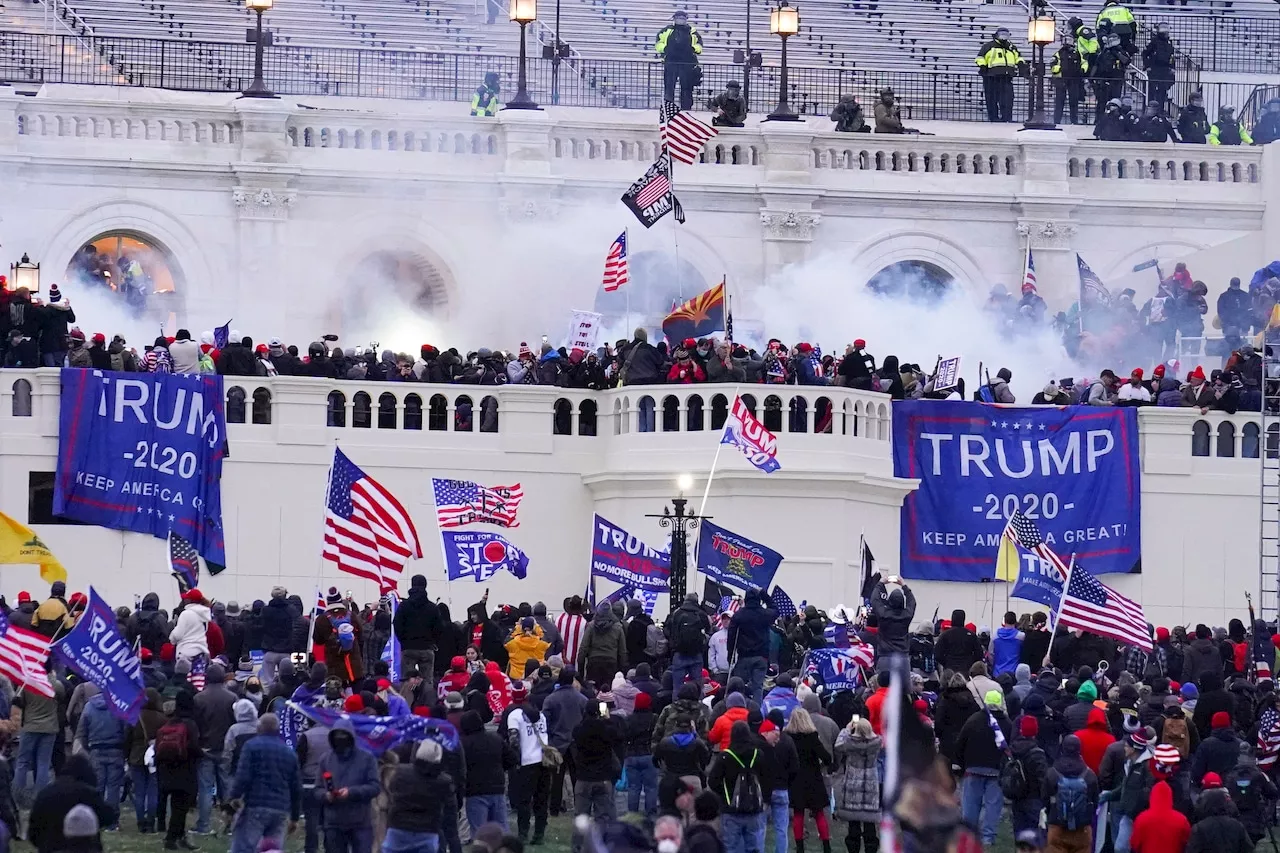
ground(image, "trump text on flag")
xmin=892 ymin=401 xmax=1140 ymax=581
xmin=591 ymin=514 xmax=670 ymax=592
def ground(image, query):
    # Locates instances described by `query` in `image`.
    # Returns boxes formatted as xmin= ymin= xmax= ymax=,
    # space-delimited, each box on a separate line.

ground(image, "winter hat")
xmin=160 ymin=643 xmax=176 ymax=662
xmin=1153 ymin=743 xmax=1181 ymax=766
xmin=1126 ymin=729 xmax=1149 ymax=750
xmin=1019 ymin=716 xmax=1039 ymax=737
xmin=1042 ymin=381 xmax=1059 ymax=398
xmin=759 ymin=719 xmax=777 ymax=734
xmin=68 ymin=327 xmax=85 ymax=342
xmin=63 ymin=804 xmax=98 ymax=838
xmin=518 ymin=341 xmax=533 ymax=359
xmin=445 ymin=691 xmax=465 ymax=710
xmin=634 ymin=692 xmax=652 ymax=711
xmin=1212 ymin=711 xmax=1231 ymax=730
xmin=206 ymin=663 xmax=226 ymax=683
xmin=415 ymin=739 xmax=443 ymax=764
xmin=521 ymin=616 xmax=536 ymax=631
xmin=983 ymin=689 xmax=1003 ymax=708
xmin=1190 ymin=365 xmax=1206 ymax=380
xmin=1202 ymin=772 xmax=1223 ymax=788
xmin=1077 ymin=681 xmax=1098 ymax=700
xmin=175 ymin=658 xmax=191 ymax=676
xmin=1153 ymin=364 xmax=1166 ymax=378
xmin=510 ymin=683 xmax=529 ymax=703
xmin=727 ymin=692 xmax=746 ymax=709
xmin=1180 ymin=683 xmax=1199 ymax=700
xmin=1156 ymin=626 xmax=1170 ymax=642
xmin=342 ymin=695 xmax=364 ymax=713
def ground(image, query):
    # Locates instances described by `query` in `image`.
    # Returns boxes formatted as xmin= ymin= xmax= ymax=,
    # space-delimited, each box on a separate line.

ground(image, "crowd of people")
xmin=4 ymin=573 xmax=1280 ymax=853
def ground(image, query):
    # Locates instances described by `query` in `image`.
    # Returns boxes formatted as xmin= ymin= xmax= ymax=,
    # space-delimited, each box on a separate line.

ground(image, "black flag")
xmin=621 ymin=152 xmax=677 ymax=228
xmin=859 ymin=538 xmax=879 ymax=602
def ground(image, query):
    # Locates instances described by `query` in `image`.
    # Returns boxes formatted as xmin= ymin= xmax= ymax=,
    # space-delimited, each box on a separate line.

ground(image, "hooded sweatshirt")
xmin=223 ymin=698 xmax=260 ymax=774
xmin=1074 ymin=707 xmax=1115 ymax=774
xmin=170 ymin=603 xmax=211 ymax=659
xmin=1129 ymin=780 xmax=1191 ymax=853
xmin=1012 ymin=664 xmax=1034 ymax=703
xmin=578 ymin=602 xmax=627 ymax=672
xmin=991 ymin=626 xmax=1024 ymax=677
xmin=531 ymin=602 xmax=563 ymax=656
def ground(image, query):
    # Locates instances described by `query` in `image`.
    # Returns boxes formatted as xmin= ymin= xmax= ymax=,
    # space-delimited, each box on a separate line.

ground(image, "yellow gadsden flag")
xmin=0 ymin=511 xmax=67 ymax=584
xmin=994 ymin=526 xmax=1020 ymax=583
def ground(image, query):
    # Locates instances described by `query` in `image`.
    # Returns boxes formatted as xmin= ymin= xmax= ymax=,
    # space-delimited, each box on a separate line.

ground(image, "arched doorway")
xmin=337 ymin=250 xmax=452 ymax=351
xmin=63 ymin=231 xmax=185 ymax=318
xmin=592 ymin=251 xmax=707 ymax=335
xmin=866 ymin=260 xmax=955 ymax=302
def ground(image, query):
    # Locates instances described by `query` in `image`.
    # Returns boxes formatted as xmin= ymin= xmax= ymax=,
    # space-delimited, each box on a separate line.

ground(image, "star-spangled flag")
xmin=719 ymin=595 xmax=741 ymax=615
xmin=1022 ymin=250 xmax=1037 ymax=292
xmin=323 ymin=448 xmax=423 ymax=594
xmin=806 ymin=646 xmax=874 ymax=692
xmin=0 ymin=618 xmax=55 ymax=698
xmin=168 ymin=529 xmax=200 ymax=595
xmin=431 ymin=478 xmax=523 ymax=529
xmin=621 ymin=152 xmax=682 ymax=229
xmin=770 ymin=586 xmax=798 ymax=622
xmin=1059 ymin=562 xmax=1152 ymax=651
xmin=288 ymin=701 xmax=459 ymax=755
xmin=187 ymin=653 xmax=207 ymax=692
xmin=602 ymin=231 xmax=629 ymax=293
xmin=1078 ymin=254 xmax=1111 ymax=307
xmin=658 ymin=101 xmax=719 ymax=165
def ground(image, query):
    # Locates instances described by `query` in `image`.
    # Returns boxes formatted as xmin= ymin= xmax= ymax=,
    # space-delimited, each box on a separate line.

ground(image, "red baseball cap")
xmin=376 ymin=678 xmax=391 ymax=691
xmin=16 ymin=591 xmax=30 ymax=604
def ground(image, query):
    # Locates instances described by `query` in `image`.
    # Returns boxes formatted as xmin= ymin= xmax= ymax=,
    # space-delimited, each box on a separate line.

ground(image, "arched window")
xmin=662 ymin=395 xmax=681 ymax=432
xmin=428 ymin=394 xmax=448 ymax=431
xmin=740 ymin=394 xmax=757 ymax=419
xmin=480 ymin=396 xmax=499 ymax=433
xmin=579 ymin=400 xmax=598 ymax=436
xmin=711 ymin=394 xmax=729 ymax=430
xmin=815 ymin=396 xmax=832 ymax=434
xmin=638 ymin=395 xmax=656 ymax=433
xmin=553 ymin=398 xmax=573 ymax=435
xmin=763 ymin=395 xmax=783 ymax=432
xmin=378 ymin=392 xmax=397 ymax=429
xmin=352 ymin=392 xmax=372 ymax=429
xmin=1243 ymin=422 xmax=1260 ymax=458
xmin=841 ymin=399 xmax=852 ymax=436
xmin=226 ymin=386 xmax=246 ymax=424
xmin=789 ymin=395 xmax=808 ymax=433
xmin=65 ymin=231 xmax=186 ymax=319
xmin=686 ymin=394 xmax=704 ymax=432
xmin=251 ymin=387 xmax=272 ymax=424
xmin=454 ymin=395 xmax=473 ymax=432
xmin=1268 ymin=423 xmax=1280 ymax=460
xmin=1191 ymin=420 xmax=1210 ymax=457
xmin=327 ymin=391 xmax=346 ymax=427
xmin=11 ymin=379 xmax=32 ymax=417
xmin=1216 ymin=421 xmax=1236 ymax=457
xmin=404 ymin=394 xmax=423 ymax=430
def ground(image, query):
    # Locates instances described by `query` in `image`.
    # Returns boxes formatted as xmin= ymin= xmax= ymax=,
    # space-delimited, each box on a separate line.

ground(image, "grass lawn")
xmin=44 ymin=814 xmax=1019 ymax=853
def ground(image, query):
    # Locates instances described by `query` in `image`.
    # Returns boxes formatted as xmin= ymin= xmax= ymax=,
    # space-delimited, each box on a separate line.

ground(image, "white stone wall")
xmin=0 ymin=369 xmax=1264 ymax=629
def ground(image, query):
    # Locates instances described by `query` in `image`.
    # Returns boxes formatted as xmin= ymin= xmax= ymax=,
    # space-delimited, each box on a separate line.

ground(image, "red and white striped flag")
xmin=1059 ymin=562 xmax=1152 ymax=651
xmin=556 ymin=611 xmax=588 ymax=666
xmin=0 ymin=621 xmax=55 ymax=698
xmin=322 ymin=447 xmax=423 ymax=594
xmin=659 ymin=101 xmax=718 ymax=165
xmin=1022 ymin=249 xmax=1037 ymax=292
xmin=602 ymin=231 xmax=629 ymax=292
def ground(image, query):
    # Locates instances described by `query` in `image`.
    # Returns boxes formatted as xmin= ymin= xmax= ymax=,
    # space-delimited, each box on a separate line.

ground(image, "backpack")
xmin=154 ymin=720 xmax=190 ymax=763
xmin=1230 ymin=773 xmax=1263 ymax=817
xmin=1054 ymin=774 xmax=1092 ymax=831
xmin=999 ymin=751 xmax=1029 ymax=799
xmin=229 ymin=731 xmax=255 ymax=774
xmin=1161 ymin=716 xmax=1191 ymax=758
xmin=645 ymin=623 xmax=668 ymax=660
xmin=723 ymin=749 xmax=763 ymax=813
xmin=670 ymin=611 xmax=705 ymax=656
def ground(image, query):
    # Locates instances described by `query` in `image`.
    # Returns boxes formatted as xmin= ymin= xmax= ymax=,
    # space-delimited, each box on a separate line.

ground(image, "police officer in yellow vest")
xmin=975 ymin=27 xmax=1022 ymax=123
xmin=655 ymin=11 xmax=703 ymax=110
xmin=1096 ymin=0 xmax=1136 ymax=52
xmin=470 ymin=71 xmax=500 ymax=116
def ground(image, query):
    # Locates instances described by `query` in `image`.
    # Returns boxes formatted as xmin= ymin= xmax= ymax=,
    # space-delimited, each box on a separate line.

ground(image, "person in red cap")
xmin=1128 ymin=779 xmax=1190 ymax=853
xmin=9 ymin=591 xmax=36 ymax=630
xmin=1009 ymin=699 xmax=1050 ymax=836
xmin=666 ymin=340 xmax=706 ymax=384
xmin=1190 ymin=710 xmax=1241 ymax=784
xmin=1117 ymin=368 xmax=1152 ymax=404
xmin=1182 ymin=365 xmax=1214 ymax=411
xmin=838 ymin=340 xmax=876 ymax=390
xmin=169 ymin=589 xmax=211 ymax=663
xmin=1184 ymin=774 xmax=1253 ymax=853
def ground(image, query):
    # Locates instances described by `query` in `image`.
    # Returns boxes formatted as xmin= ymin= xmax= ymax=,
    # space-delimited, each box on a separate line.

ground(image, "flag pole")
xmin=1044 ymin=552 xmax=1076 ymax=667
xmin=697 ymin=383 xmax=742 ymax=519
xmin=431 ymin=495 xmax=454 ymax=611
xmin=311 ymin=442 xmax=339 ymax=645
xmin=624 ymin=227 xmax=632 ymax=336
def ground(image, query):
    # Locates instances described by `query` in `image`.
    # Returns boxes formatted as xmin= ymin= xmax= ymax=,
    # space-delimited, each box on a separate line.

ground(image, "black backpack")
xmin=669 ymin=611 xmax=705 ymax=655
xmin=723 ymin=749 xmax=763 ymax=813
xmin=999 ymin=751 xmax=1029 ymax=799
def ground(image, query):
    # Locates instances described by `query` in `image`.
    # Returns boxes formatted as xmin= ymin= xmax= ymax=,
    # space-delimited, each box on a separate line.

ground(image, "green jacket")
xmin=976 ymin=39 xmax=1022 ymax=75
xmin=470 ymin=84 xmax=499 ymax=117
xmin=655 ymin=23 xmax=703 ymax=61
xmin=1096 ymin=3 xmax=1135 ymax=30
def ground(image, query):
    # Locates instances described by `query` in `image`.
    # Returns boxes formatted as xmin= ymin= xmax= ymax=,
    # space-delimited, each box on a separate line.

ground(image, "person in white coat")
xmin=708 ymin=612 xmax=731 ymax=684
xmin=170 ymin=588 xmax=211 ymax=661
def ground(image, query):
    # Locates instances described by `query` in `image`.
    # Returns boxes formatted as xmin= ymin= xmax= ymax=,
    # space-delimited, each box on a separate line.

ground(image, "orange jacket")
xmin=708 ymin=707 xmax=749 ymax=750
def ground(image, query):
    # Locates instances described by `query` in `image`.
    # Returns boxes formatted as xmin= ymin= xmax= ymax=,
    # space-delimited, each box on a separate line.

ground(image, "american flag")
xmin=1059 ymin=562 xmax=1152 ymax=651
xmin=187 ymin=653 xmax=207 ymax=692
xmin=601 ymin=231 xmax=629 ymax=292
xmin=168 ymin=530 xmax=200 ymax=594
xmin=659 ymin=101 xmax=719 ymax=165
xmin=556 ymin=611 xmax=588 ymax=666
xmin=1078 ymin=253 xmax=1111 ymax=307
xmin=431 ymin=478 xmax=523 ymax=529
xmin=1257 ymin=705 xmax=1280 ymax=771
xmin=1005 ymin=511 xmax=1069 ymax=574
xmin=770 ymin=586 xmax=798 ymax=621
xmin=323 ymin=448 xmax=423 ymax=594
xmin=719 ymin=595 xmax=741 ymax=615
xmin=1022 ymin=249 xmax=1037 ymax=292
xmin=635 ymin=163 xmax=672 ymax=209
xmin=0 ymin=615 xmax=55 ymax=698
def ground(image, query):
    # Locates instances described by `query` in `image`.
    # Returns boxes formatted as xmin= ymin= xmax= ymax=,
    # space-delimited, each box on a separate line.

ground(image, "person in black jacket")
xmin=28 ymin=753 xmax=117 ymax=853
xmin=1187 ymin=786 xmax=1253 ymax=853
xmin=36 ymin=298 xmax=76 ymax=368
xmin=385 ymin=739 xmax=456 ymax=852
xmin=1019 ymin=614 xmax=1052 ymax=669
xmin=1190 ymin=711 xmax=1241 ymax=783
xmin=214 ymin=603 xmax=246 ymax=674
xmin=459 ymin=711 xmax=513 ymax=832
xmin=870 ymin=578 xmax=915 ymax=665
xmin=666 ymin=594 xmax=711 ymax=691
xmin=1009 ymin=715 xmax=1050 ymax=836
xmin=935 ymin=610 xmax=984 ymax=675
xmin=624 ymin=692 xmax=659 ymax=817
xmin=216 ymin=335 xmax=257 ymax=376
xmin=129 ymin=593 xmax=171 ymax=657
xmin=653 ymin=713 xmax=712 ymax=788
xmin=727 ymin=589 xmax=776 ymax=704
xmin=260 ymin=588 xmax=295 ymax=689
xmin=1192 ymin=672 xmax=1236 ymax=741
xmin=466 ymin=603 xmax=508 ymax=672
xmin=1141 ymin=23 xmax=1175 ymax=108
xmin=837 ymin=341 xmax=876 ymax=390
xmin=571 ymin=702 xmax=621 ymax=832
xmin=395 ymin=575 xmax=442 ymax=691
xmin=1177 ymin=91 xmax=1211 ymax=144
xmin=625 ymin=600 xmax=657 ymax=671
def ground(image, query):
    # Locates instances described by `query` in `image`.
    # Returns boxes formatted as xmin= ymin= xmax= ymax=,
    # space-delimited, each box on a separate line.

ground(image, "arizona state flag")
xmin=662 ymin=280 xmax=726 ymax=341
xmin=0 ymin=511 xmax=67 ymax=583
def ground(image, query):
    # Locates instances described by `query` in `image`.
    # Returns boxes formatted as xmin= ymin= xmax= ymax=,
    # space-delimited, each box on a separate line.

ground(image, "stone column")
xmin=229 ymin=181 xmax=298 ymax=328
xmin=759 ymin=206 xmax=821 ymax=273
xmin=1014 ymin=217 xmax=1079 ymax=310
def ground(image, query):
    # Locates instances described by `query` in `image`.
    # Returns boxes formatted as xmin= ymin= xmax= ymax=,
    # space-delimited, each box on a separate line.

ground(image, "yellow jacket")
xmin=1096 ymin=4 xmax=1135 ymax=30
xmin=32 ymin=597 xmax=72 ymax=637
xmin=504 ymin=632 xmax=550 ymax=679
xmin=976 ymin=40 xmax=1022 ymax=75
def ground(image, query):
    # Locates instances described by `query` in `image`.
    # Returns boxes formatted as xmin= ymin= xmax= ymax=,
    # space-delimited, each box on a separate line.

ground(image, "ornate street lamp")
xmin=766 ymin=1 xmax=801 ymax=121
xmin=1024 ymin=0 xmax=1057 ymax=130
xmin=8 ymin=253 xmax=40 ymax=292
xmin=242 ymin=0 xmax=277 ymax=99
xmin=506 ymin=0 xmax=542 ymax=110
xmin=648 ymin=474 xmax=707 ymax=603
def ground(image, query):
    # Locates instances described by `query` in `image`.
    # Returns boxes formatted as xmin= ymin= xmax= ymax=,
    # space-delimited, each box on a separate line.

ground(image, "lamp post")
xmin=242 ymin=0 xmax=277 ymax=99
xmin=506 ymin=0 xmax=541 ymax=110
xmin=1023 ymin=0 xmax=1056 ymax=130
xmin=8 ymin=253 xmax=40 ymax=293
xmin=647 ymin=474 xmax=707 ymax=603
xmin=766 ymin=1 xmax=800 ymax=121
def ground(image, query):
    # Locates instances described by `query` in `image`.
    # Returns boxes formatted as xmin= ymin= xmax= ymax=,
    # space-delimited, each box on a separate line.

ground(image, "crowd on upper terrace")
xmin=2 ymin=262 xmax=1279 ymax=417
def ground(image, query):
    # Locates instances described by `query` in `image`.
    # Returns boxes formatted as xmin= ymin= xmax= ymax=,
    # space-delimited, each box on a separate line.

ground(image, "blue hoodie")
xmin=991 ymin=626 xmax=1024 ymax=677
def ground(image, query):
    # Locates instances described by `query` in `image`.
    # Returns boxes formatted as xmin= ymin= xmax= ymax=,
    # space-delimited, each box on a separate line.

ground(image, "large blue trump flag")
xmin=591 ymin=514 xmax=670 ymax=592
xmin=696 ymin=521 xmax=783 ymax=592
xmin=54 ymin=369 xmax=227 ymax=567
xmin=892 ymin=401 xmax=1140 ymax=581
xmin=52 ymin=587 xmax=145 ymax=723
